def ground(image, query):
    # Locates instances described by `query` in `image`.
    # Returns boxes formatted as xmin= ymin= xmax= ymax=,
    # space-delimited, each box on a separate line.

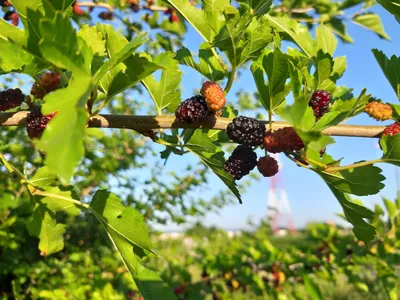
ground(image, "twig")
xmin=76 ymin=1 xmax=114 ymax=12
xmin=0 ymin=112 xmax=385 ymax=138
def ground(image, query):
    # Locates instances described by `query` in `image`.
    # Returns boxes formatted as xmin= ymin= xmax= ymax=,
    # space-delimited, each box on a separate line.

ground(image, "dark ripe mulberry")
xmin=309 ymin=90 xmax=331 ymax=118
xmin=98 ymin=11 xmax=114 ymax=20
xmin=226 ymin=116 xmax=266 ymax=146
xmin=224 ymin=145 xmax=257 ymax=180
xmin=30 ymin=72 xmax=61 ymax=100
xmin=0 ymin=88 xmax=24 ymax=111
xmin=175 ymin=95 xmax=208 ymax=123
xmin=0 ymin=1 xmax=11 ymax=7
xmin=26 ymin=108 xmax=57 ymax=140
xmin=263 ymin=127 xmax=304 ymax=153
xmin=257 ymin=156 xmax=279 ymax=177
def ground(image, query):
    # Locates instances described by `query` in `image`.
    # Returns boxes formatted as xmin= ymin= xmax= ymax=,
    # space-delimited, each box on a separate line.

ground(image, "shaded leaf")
xmin=90 ymin=190 xmax=176 ymax=300
xmin=325 ymin=185 xmax=376 ymax=243
xmin=372 ymin=49 xmax=400 ymax=100
xmin=184 ymin=131 xmax=242 ymax=203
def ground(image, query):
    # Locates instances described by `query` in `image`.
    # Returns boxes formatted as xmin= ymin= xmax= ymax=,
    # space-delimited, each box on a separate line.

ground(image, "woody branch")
xmin=0 ymin=112 xmax=385 ymax=138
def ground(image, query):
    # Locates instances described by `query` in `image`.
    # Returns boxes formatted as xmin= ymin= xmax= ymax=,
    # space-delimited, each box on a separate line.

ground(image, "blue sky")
xmin=150 ymin=5 xmax=400 ymax=231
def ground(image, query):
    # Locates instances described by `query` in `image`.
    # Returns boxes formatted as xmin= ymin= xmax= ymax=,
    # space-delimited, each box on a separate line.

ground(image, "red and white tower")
xmin=266 ymin=154 xmax=296 ymax=235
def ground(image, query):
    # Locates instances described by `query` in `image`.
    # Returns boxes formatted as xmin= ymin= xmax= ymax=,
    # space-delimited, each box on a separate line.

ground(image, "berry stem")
xmin=324 ymin=159 xmax=385 ymax=173
xmin=0 ymin=112 xmax=387 ymax=138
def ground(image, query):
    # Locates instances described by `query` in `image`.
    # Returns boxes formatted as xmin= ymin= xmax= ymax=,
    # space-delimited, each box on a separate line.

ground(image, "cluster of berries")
xmin=224 ymin=116 xmax=280 ymax=180
xmin=0 ymin=88 xmax=24 ymax=112
xmin=175 ymin=81 xmax=226 ymax=123
xmin=1 ymin=1 xmax=18 ymax=26
xmin=26 ymin=108 xmax=58 ymax=140
xmin=222 ymin=90 xmax=336 ymax=180
xmin=30 ymin=72 xmax=61 ymax=100
xmin=26 ymin=72 xmax=61 ymax=141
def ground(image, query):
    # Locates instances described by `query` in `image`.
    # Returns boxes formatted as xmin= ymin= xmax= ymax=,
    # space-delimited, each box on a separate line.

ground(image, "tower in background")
xmin=266 ymin=154 xmax=296 ymax=235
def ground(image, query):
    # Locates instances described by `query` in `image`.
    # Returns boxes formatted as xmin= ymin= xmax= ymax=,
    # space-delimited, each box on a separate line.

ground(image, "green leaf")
xmin=164 ymin=0 xmax=229 ymax=43
xmin=43 ymin=0 xmax=75 ymax=12
xmin=12 ymin=0 xmax=45 ymax=56
xmin=251 ymin=49 xmax=291 ymax=112
xmin=90 ymin=190 xmax=176 ymax=300
xmin=325 ymin=185 xmax=376 ymax=243
xmin=236 ymin=17 xmax=274 ymax=67
xmin=184 ymin=131 xmax=242 ymax=203
xmin=212 ymin=12 xmax=253 ymax=66
xmin=381 ymin=135 xmax=400 ymax=166
xmin=377 ymin=0 xmax=400 ymax=22
xmin=36 ymin=73 xmax=92 ymax=184
xmin=266 ymin=16 xmax=314 ymax=58
xmin=0 ymin=39 xmax=37 ymax=75
xmin=39 ymin=12 xmax=88 ymax=74
xmin=279 ymin=97 xmax=315 ymax=131
xmin=176 ymin=44 xmax=226 ymax=81
xmin=331 ymin=56 xmax=347 ymax=81
xmin=237 ymin=0 xmax=272 ymax=15
xmin=93 ymin=32 xmax=149 ymax=82
xmin=27 ymin=168 xmax=81 ymax=255
xmin=382 ymin=197 xmax=397 ymax=218
xmin=95 ymin=25 xmax=161 ymax=98
xmin=0 ymin=193 xmax=18 ymax=211
xmin=303 ymin=275 xmax=323 ymax=300
xmin=372 ymin=49 xmax=400 ymax=100
xmin=0 ymin=19 xmax=48 ymax=75
xmin=77 ymin=25 xmax=106 ymax=57
xmin=31 ymin=187 xmax=81 ymax=217
xmin=326 ymin=18 xmax=354 ymax=43
xmin=339 ymin=0 xmax=365 ymax=10
xmin=320 ymin=165 xmax=385 ymax=196
xmin=352 ymin=13 xmax=390 ymax=40
xmin=29 ymin=166 xmax=58 ymax=189
xmin=296 ymin=129 xmax=334 ymax=151
xmin=315 ymin=25 xmax=337 ymax=56
xmin=28 ymin=206 xmax=66 ymax=256
xmin=314 ymin=51 xmax=333 ymax=88
xmin=142 ymin=52 xmax=182 ymax=114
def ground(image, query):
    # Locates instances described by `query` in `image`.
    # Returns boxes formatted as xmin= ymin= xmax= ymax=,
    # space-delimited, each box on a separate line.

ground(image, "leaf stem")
xmin=0 ymin=153 xmax=25 ymax=179
xmin=224 ymin=67 xmax=236 ymax=95
xmin=324 ymin=159 xmax=384 ymax=173
xmin=284 ymin=153 xmax=310 ymax=169
xmin=29 ymin=189 xmax=90 ymax=209
xmin=90 ymin=96 xmax=110 ymax=117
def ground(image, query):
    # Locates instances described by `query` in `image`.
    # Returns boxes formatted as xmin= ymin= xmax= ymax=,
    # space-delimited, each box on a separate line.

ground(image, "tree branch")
xmin=76 ymin=1 xmax=114 ymax=12
xmin=0 ymin=112 xmax=385 ymax=138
